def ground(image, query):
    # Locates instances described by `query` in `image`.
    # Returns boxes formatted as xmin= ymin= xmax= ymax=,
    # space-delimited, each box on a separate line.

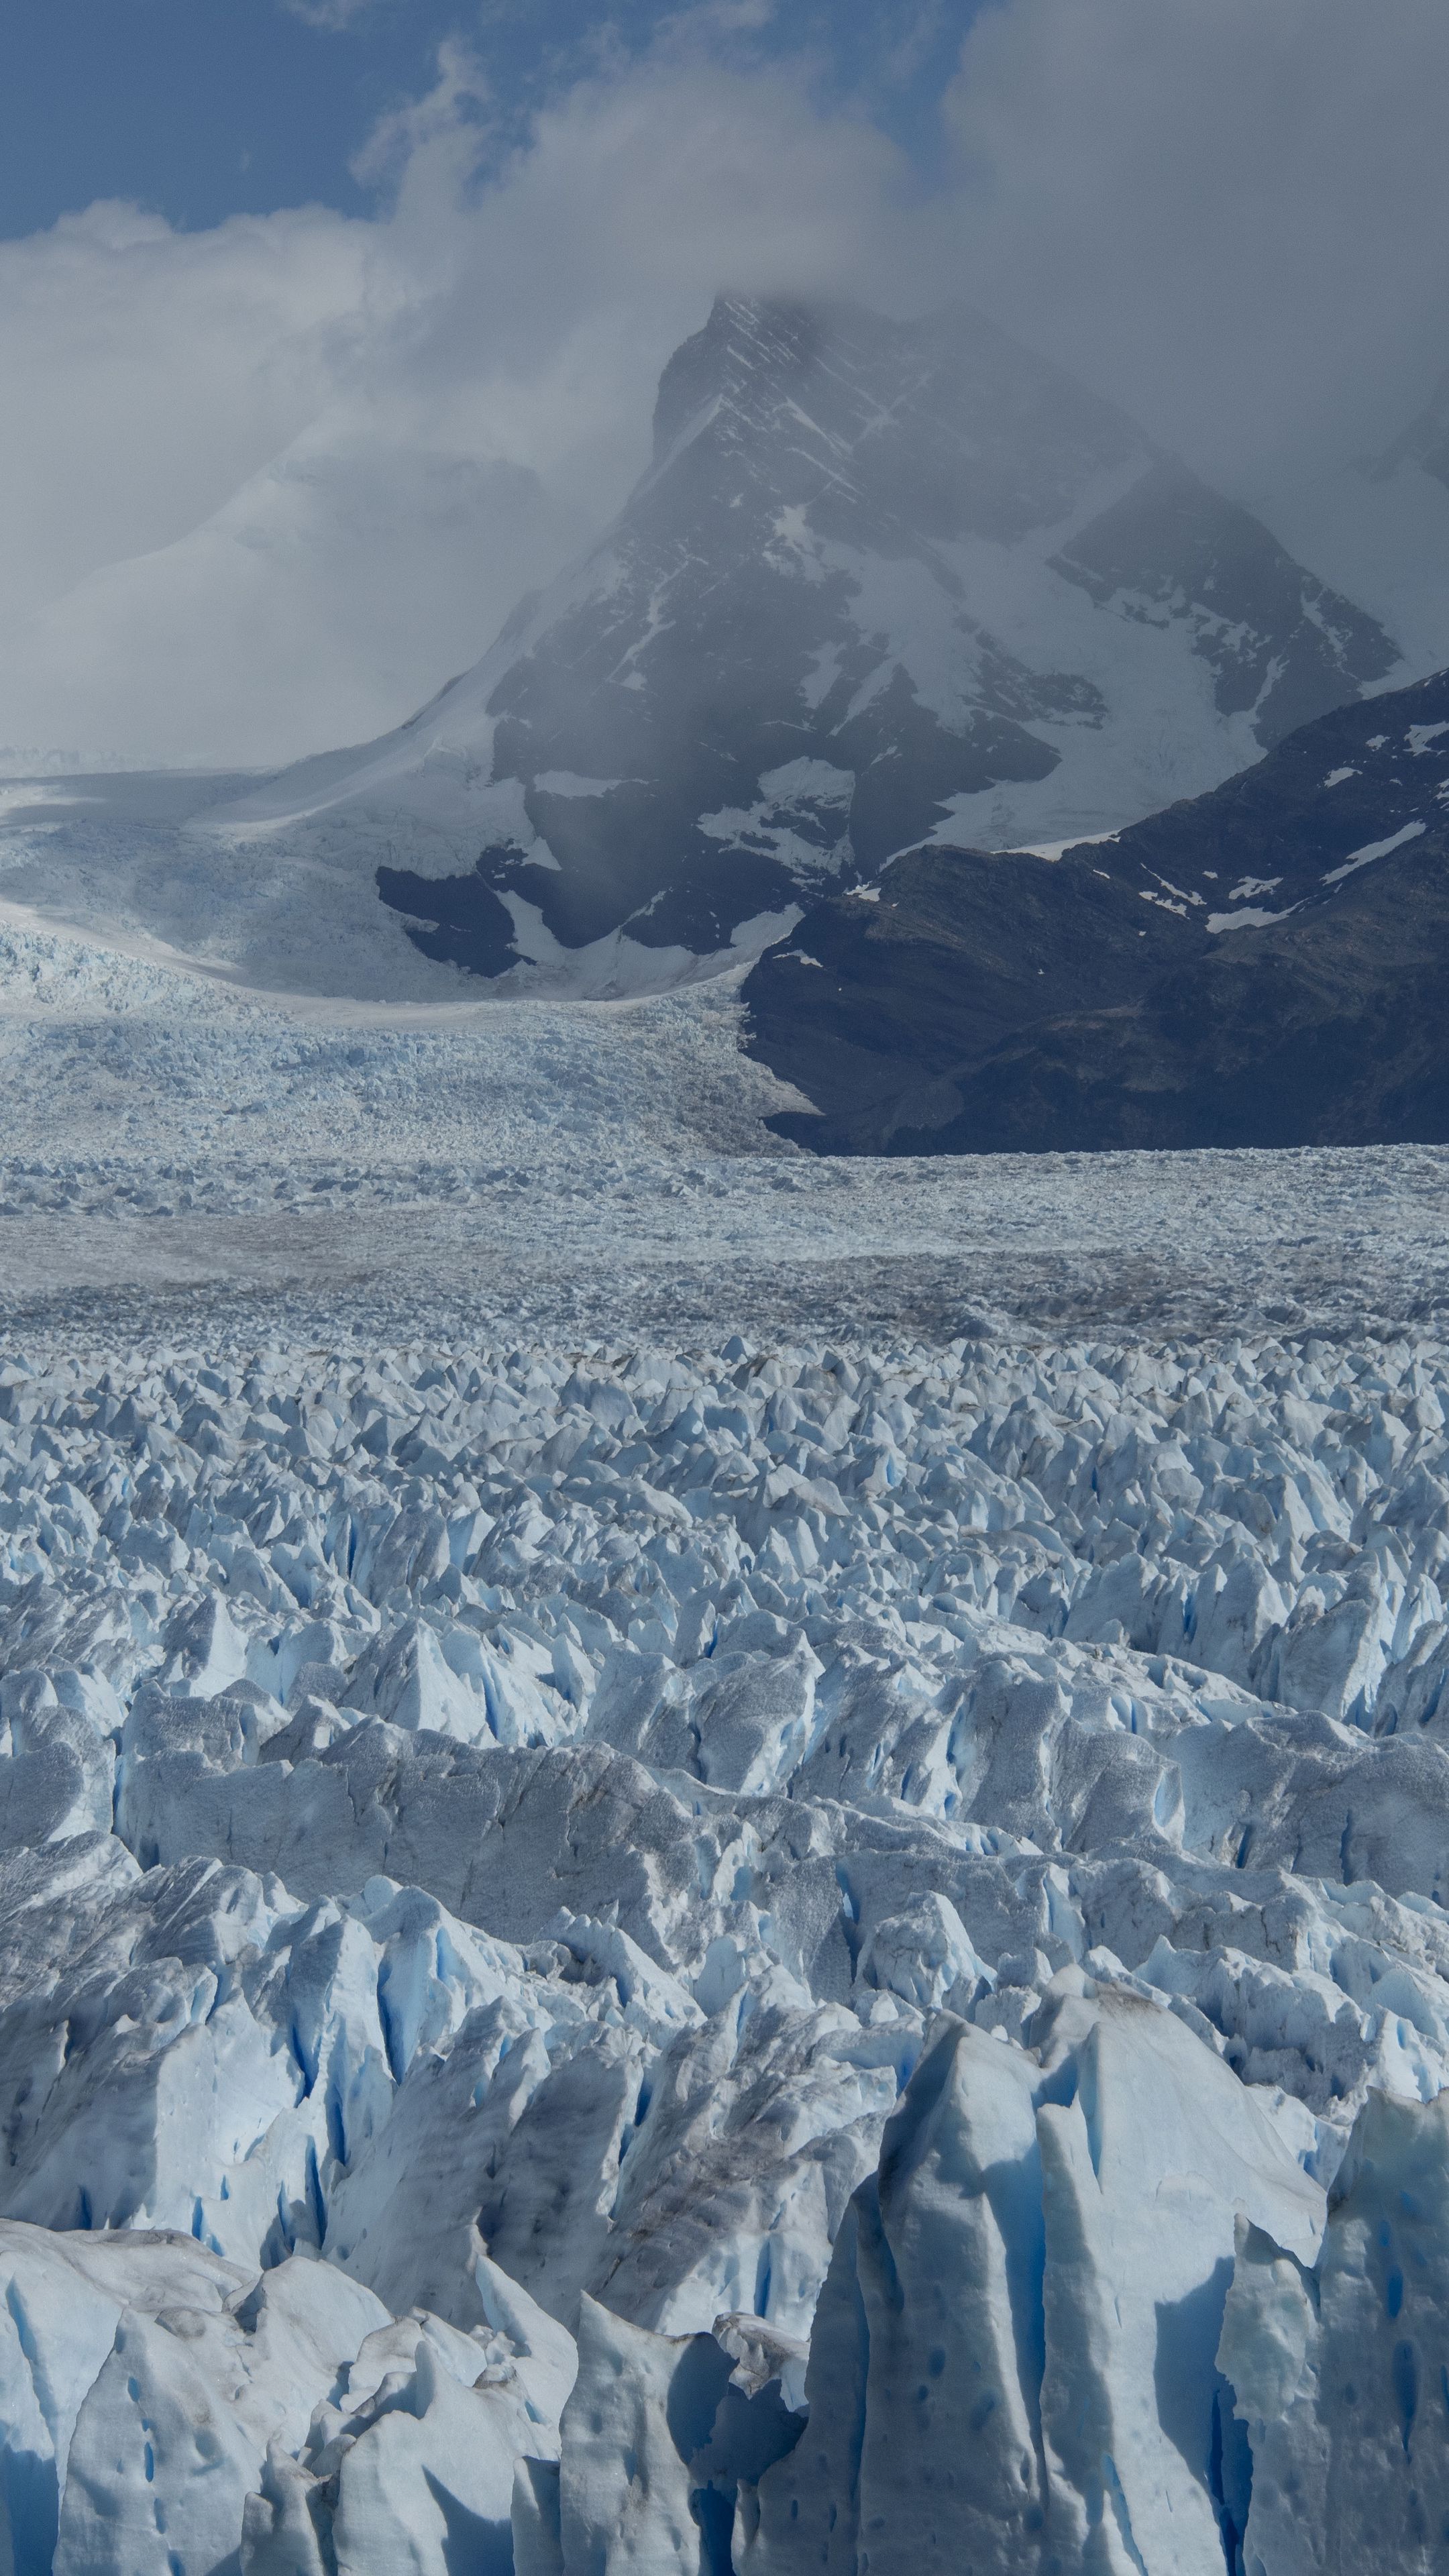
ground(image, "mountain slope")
xmin=744 ymin=667 xmax=1449 ymax=1152
xmin=211 ymin=294 xmax=1397 ymax=994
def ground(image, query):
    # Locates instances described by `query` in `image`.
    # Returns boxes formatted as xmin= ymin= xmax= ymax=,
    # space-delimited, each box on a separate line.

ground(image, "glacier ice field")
xmin=5 ymin=910 xmax=1449 ymax=2570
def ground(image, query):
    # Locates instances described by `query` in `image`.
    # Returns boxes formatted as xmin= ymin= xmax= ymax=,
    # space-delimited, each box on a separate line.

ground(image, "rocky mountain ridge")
xmin=745 ymin=664 xmax=1449 ymax=1152
xmin=211 ymin=292 xmax=1398 ymax=994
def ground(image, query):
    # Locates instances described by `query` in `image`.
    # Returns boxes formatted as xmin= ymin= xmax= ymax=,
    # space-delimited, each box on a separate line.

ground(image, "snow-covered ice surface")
xmin=7 ymin=913 xmax=1449 ymax=2569
xmin=5 ymin=904 xmax=1449 ymax=1354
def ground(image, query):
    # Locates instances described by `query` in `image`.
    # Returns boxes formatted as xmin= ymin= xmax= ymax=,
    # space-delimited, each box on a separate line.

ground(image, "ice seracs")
xmin=0 ymin=2217 xmax=576 ymax=2576
xmin=1220 ymin=2086 xmax=1449 ymax=2576
xmin=743 ymin=1986 xmax=1321 ymax=2576
xmin=6 ymin=1326 xmax=1449 ymax=2562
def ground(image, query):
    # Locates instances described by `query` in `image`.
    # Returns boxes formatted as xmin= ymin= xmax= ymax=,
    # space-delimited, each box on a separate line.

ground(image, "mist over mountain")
xmin=211 ymin=292 xmax=1397 ymax=994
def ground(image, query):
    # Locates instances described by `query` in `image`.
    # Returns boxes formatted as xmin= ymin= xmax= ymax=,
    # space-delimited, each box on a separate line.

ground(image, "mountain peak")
xmin=207 ymin=294 xmax=1401 ymax=1000
xmin=645 ymin=292 xmax=1149 ymax=543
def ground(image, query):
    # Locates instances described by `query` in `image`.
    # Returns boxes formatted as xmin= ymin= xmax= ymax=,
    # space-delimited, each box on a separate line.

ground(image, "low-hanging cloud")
xmin=945 ymin=0 xmax=1449 ymax=482
xmin=2 ymin=0 xmax=1447 ymax=771
xmin=0 ymin=40 xmax=914 ymax=769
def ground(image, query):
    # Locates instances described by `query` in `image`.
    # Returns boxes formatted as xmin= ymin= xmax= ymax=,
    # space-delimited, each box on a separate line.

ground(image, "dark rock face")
xmin=744 ymin=669 xmax=1449 ymax=1154
xmin=376 ymin=294 xmax=1395 ymax=981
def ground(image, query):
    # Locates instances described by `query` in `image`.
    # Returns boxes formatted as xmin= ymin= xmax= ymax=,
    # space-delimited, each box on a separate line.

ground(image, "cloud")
xmin=2 ymin=0 xmax=1446 ymax=770
xmin=944 ymin=0 xmax=1449 ymax=485
xmin=348 ymin=35 xmax=494 ymax=193
xmin=0 ymin=200 xmax=381 ymax=626
xmin=0 ymin=40 xmax=914 ymax=769
xmin=278 ymin=0 xmax=374 ymax=29
xmin=19 ymin=437 xmax=596 ymax=774
xmin=934 ymin=0 xmax=1449 ymax=678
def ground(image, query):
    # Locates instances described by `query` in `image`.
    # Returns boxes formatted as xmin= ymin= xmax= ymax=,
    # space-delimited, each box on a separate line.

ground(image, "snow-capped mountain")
xmin=746 ymin=665 xmax=1449 ymax=1152
xmin=211 ymin=294 xmax=1398 ymax=993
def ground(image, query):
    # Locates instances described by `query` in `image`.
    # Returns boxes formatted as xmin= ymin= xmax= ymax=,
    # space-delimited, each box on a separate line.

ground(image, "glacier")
xmin=1 ymin=884 xmax=1448 ymax=2570
xmin=7 ymin=1310 xmax=1449 ymax=2570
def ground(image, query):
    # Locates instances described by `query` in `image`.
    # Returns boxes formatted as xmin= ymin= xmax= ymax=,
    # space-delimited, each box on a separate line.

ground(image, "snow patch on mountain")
xmin=1322 ymin=818 xmax=1426 ymax=884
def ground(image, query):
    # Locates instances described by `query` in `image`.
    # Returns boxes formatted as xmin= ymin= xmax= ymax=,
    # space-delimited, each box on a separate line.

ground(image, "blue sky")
xmin=0 ymin=1 xmax=978 ymax=240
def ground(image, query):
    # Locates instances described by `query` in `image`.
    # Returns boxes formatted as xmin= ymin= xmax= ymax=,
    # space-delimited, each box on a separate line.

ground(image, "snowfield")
xmin=4 ymin=912 xmax=1449 ymax=2571
xmin=4 ymin=904 xmax=1449 ymax=1354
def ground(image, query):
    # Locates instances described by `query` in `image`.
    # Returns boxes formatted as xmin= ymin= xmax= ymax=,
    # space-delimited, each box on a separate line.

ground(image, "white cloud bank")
xmin=944 ymin=0 xmax=1449 ymax=682
xmin=949 ymin=0 xmax=1449 ymax=463
xmin=3 ymin=0 xmax=1448 ymax=771
xmin=0 ymin=42 xmax=912 ymax=769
